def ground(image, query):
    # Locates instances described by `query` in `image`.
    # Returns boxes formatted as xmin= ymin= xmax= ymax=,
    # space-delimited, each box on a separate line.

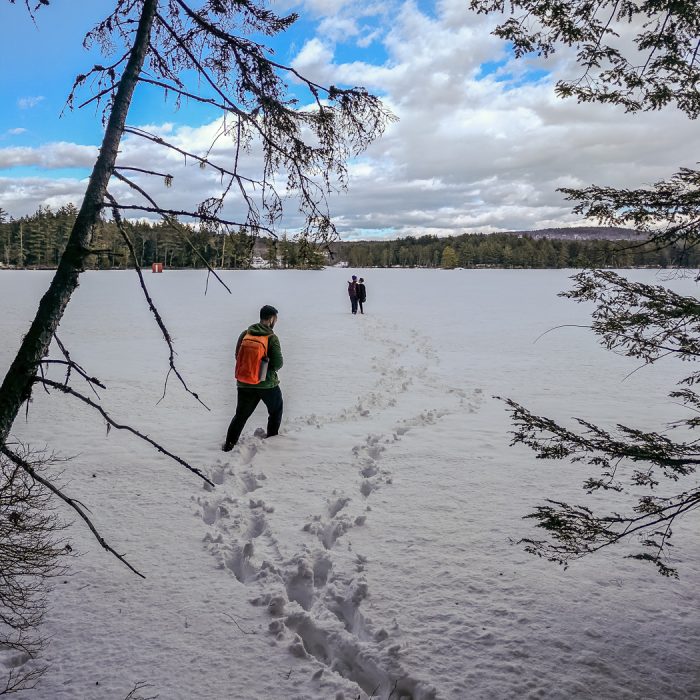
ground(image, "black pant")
xmin=350 ymin=297 xmax=358 ymax=313
xmin=225 ymin=386 xmax=283 ymax=448
xmin=358 ymin=299 xmax=364 ymax=313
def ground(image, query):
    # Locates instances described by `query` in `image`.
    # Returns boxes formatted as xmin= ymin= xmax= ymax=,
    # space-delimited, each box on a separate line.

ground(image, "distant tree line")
xmin=0 ymin=205 xmax=324 ymax=269
xmin=333 ymin=232 xmax=698 ymax=269
xmin=1 ymin=206 xmax=696 ymax=271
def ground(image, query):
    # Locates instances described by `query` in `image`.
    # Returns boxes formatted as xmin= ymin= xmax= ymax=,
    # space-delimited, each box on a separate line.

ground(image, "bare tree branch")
xmin=108 ymin=204 xmax=269 ymax=238
xmin=53 ymin=334 xmax=106 ymax=394
xmin=109 ymin=172 xmax=234 ymax=290
xmin=105 ymin=191 xmax=211 ymax=410
xmin=1 ymin=445 xmax=145 ymax=579
xmin=32 ymin=378 xmax=215 ymax=488
xmin=114 ymin=165 xmax=173 ymax=181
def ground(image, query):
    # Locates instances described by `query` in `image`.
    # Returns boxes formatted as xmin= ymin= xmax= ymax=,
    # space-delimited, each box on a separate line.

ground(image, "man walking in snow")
xmin=223 ymin=305 xmax=283 ymax=451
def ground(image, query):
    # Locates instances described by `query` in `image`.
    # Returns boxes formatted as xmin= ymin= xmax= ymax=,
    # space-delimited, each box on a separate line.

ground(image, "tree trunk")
xmin=0 ymin=0 xmax=158 ymax=443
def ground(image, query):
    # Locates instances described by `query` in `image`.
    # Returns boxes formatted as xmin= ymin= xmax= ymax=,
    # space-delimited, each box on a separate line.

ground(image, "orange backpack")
xmin=235 ymin=333 xmax=270 ymax=384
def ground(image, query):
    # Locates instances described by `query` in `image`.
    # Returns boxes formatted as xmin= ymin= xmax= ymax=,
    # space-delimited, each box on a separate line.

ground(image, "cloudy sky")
xmin=1 ymin=0 xmax=698 ymax=239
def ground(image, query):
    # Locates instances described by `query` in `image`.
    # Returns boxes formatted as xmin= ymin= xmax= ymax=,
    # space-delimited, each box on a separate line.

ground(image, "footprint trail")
xmin=193 ymin=319 xmax=485 ymax=699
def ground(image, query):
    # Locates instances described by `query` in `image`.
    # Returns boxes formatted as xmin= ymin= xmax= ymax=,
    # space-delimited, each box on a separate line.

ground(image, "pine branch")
xmin=562 ymin=269 xmax=700 ymax=365
xmin=521 ymin=489 xmax=700 ymax=577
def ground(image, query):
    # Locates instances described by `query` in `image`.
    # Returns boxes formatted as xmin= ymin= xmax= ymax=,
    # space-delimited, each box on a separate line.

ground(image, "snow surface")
xmin=1 ymin=268 xmax=699 ymax=699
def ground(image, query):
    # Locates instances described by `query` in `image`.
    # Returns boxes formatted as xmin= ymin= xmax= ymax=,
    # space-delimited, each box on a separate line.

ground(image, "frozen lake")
xmin=1 ymin=268 xmax=699 ymax=699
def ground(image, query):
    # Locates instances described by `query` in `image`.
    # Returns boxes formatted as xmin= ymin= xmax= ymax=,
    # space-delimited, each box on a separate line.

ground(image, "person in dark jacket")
xmin=357 ymin=278 xmax=367 ymax=314
xmin=348 ymin=275 xmax=359 ymax=314
xmin=223 ymin=305 xmax=283 ymax=451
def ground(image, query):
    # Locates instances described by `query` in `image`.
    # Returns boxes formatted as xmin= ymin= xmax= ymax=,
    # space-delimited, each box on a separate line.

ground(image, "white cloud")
xmin=17 ymin=96 xmax=45 ymax=109
xmin=3 ymin=0 xmax=699 ymax=238
xmin=356 ymin=27 xmax=382 ymax=48
xmin=318 ymin=16 xmax=359 ymax=42
xmin=0 ymin=176 xmax=88 ymax=215
xmin=288 ymin=0 xmax=700 ymax=235
xmin=291 ymin=37 xmax=335 ymax=76
xmin=0 ymin=142 xmax=98 ymax=169
xmin=6 ymin=128 xmax=27 ymax=136
xmin=0 ymin=121 xmax=268 ymax=218
xmin=292 ymin=0 xmax=387 ymax=22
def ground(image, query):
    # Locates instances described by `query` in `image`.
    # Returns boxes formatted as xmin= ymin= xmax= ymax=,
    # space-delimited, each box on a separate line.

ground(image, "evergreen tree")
xmin=265 ymin=238 xmax=279 ymax=269
xmin=441 ymin=244 xmax=459 ymax=268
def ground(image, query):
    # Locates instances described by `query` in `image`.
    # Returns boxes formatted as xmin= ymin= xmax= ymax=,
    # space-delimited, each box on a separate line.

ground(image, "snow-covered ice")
xmin=1 ymin=268 xmax=699 ymax=699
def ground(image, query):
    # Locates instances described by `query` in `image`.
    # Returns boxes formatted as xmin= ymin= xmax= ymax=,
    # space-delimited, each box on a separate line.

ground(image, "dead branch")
xmin=124 ymin=681 xmax=159 ymax=700
xmin=122 ymin=126 xmax=254 ymax=184
xmin=151 ymin=10 xmax=340 ymax=231
xmin=120 ymin=125 xmax=263 ymax=226
xmin=222 ymin=611 xmax=257 ymax=635
xmin=54 ymin=334 xmax=106 ymax=393
xmin=76 ymin=82 xmax=121 ymax=110
xmin=107 ymin=204 xmax=268 ymax=238
xmin=105 ymin=191 xmax=211 ymax=410
xmin=136 ymin=76 xmax=242 ymax=115
xmin=1 ymin=445 xmax=145 ymax=578
xmin=110 ymin=172 xmax=235 ymax=288
xmin=114 ymin=165 xmax=173 ymax=181
xmin=1 ymin=666 xmax=46 ymax=696
xmin=32 ymin=377 xmax=215 ymax=487
xmin=173 ymin=0 xmax=329 ymax=100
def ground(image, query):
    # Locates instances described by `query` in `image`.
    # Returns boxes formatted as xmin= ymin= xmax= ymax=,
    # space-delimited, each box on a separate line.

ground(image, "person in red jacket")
xmin=223 ymin=305 xmax=283 ymax=451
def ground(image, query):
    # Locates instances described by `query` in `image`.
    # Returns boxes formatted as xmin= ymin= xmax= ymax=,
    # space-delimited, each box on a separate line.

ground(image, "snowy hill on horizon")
xmin=509 ymin=226 xmax=640 ymax=240
xmin=339 ymin=226 xmax=641 ymax=244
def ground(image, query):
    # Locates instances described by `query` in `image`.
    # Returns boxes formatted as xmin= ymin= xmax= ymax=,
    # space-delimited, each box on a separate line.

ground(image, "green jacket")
xmin=235 ymin=322 xmax=283 ymax=389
